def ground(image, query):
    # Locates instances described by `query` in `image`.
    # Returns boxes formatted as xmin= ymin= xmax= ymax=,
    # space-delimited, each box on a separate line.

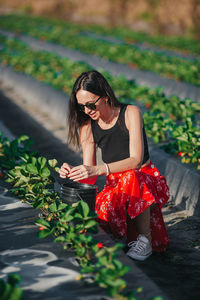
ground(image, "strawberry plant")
xmin=6 ymin=156 xmax=59 ymax=201
xmin=1 ymin=14 xmax=200 ymax=55
xmin=0 ymin=35 xmax=199 ymax=169
xmin=0 ymin=274 xmax=23 ymax=300
xmin=163 ymin=118 xmax=200 ymax=168
xmin=143 ymin=112 xmax=175 ymax=143
xmin=36 ymin=200 xmax=99 ymax=266
xmin=0 ymin=34 xmax=199 ymax=123
xmin=0 ymin=133 xmax=34 ymax=173
xmin=0 ymin=15 xmax=200 ymax=85
xmin=1 ymin=132 xmax=148 ymax=300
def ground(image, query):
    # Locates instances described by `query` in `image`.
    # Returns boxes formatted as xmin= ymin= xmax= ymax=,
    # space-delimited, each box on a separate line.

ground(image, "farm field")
xmin=0 ymin=81 xmax=200 ymax=300
xmin=0 ymin=15 xmax=199 ymax=170
xmin=0 ymin=14 xmax=200 ymax=86
xmin=0 ymin=13 xmax=200 ymax=300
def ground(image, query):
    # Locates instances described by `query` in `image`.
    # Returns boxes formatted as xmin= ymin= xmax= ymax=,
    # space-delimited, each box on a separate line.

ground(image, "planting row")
xmin=0 ymin=35 xmax=199 ymax=169
xmin=0 ymin=132 xmax=158 ymax=300
xmin=1 ymin=14 xmax=200 ymax=56
xmin=0 ymin=15 xmax=200 ymax=85
xmin=74 ymin=25 xmax=200 ymax=57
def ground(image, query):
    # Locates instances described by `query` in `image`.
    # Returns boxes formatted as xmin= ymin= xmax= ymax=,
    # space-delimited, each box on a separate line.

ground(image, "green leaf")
xmin=106 ymin=243 xmax=124 ymax=254
xmin=64 ymin=231 xmax=76 ymax=243
xmin=10 ymin=140 xmax=19 ymax=154
xmin=75 ymin=246 xmax=86 ymax=257
xmin=85 ymin=220 xmax=97 ymax=229
xmin=62 ymin=207 xmax=76 ymax=219
xmin=33 ymin=201 xmax=44 ymax=209
xmin=177 ymin=133 xmax=188 ymax=142
xmin=0 ymin=281 xmax=11 ymax=300
xmin=23 ymin=139 xmax=34 ymax=151
xmin=8 ymin=273 xmax=22 ymax=285
xmin=98 ymin=256 xmax=109 ymax=266
xmin=17 ymin=135 xmax=29 ymax=143
xmin=13 ymin=178 xmax=26 ymax=187
xmin=136 ymin=286 xmax=143 ymax=293
xmin=62 ymin=214 xmax=74 ymax=222
xmin=74 ymin=213 xmax=83 ymax=219
xmin=49 ymin=202 xmax=57 ymax=213
xmin=39 ymin=167 xmax=50 ymax=178
xmin=54 ymin=236 xmax=66 ymax=243
xmin=112 ymin=259 xmax=123 ymax=270
xmin=0 ymin=279 xmax=6 ymax=295
xmin=26 ymin=163 xmax=38 ymax=175
xmin=108 ymin=278 xmax=126 ymax=288
xmin=118 ymin=266 xmax=130 ymax=277
xmin=75 ymin=224 xmax=85 ymax=232
xmin=57 ymin=203 xmax=68 ymax=211
xmin=20 ymin=153 xmax=30 ymax=162
xmin=38 ymin=157 xmax=47 ymax=169
xmin=80 ymin=265 xmax=95 ymax=273
xmin=37 ymin=229 xmax=52 ymax=238
xmin=35 ymin=218 xmax=50 ymax=229
xmin=6 ymin=286 xmax=23 ymax=300
xmin=79 ymin=200 xmax=90 ymax=218
xmin=48 ymin=159 xmax=58 ymax=168
xmin=31 ymin=157 xmax=37 ymax=165
xmin=95 ymin=248 xmax=106 ymax=257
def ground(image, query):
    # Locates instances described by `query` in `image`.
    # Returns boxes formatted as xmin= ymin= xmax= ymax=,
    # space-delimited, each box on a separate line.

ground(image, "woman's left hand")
xmin=68 ymin=165 xmax=96 ymax=182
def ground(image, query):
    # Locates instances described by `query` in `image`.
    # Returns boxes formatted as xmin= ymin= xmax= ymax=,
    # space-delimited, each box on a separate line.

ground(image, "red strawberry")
xmin=178 ymin=151 xmax=184 ymax=157
xmin=97 ymin=242 xmax=103 ymax=249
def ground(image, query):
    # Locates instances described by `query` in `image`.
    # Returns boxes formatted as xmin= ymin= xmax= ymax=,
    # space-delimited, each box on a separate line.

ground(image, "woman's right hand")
xmin=59 ymin=163 xmax=73 ymax=178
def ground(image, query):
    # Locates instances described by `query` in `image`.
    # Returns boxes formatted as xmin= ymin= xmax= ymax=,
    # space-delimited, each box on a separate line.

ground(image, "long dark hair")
xmin=67 ymin=70 xmax=121 ymax=148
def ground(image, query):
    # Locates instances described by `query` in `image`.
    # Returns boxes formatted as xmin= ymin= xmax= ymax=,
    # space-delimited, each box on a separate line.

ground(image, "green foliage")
xmin=0 ymin=14 xmax=199 ymax=85
xmin=162 ymin=118 xmax=200 ymax=166
xmin=143 ymin=112 xmax=175 ymax=143
xmin=0 ymin=34 xmax=199 ymax=169
xmin=0 ymin=132 xmax=147 ymax=299
xmin=0 ymin=274 xmax=23 ymax=300
xmin=0 ymin=133 xmax=35 ymax=172
xmin=1 ymin=14 xmax=200 ymax=55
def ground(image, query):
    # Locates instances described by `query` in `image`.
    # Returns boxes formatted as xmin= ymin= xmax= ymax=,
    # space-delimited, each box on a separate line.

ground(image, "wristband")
xmin=104 ymin=163 xmax=110 ymax=176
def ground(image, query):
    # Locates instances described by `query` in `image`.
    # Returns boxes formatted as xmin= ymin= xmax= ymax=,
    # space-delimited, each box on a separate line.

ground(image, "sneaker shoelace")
xmin=128 ymin=241 xmax=137 ymax=248
xmin=128 ymin=240 xmax=147 ymax=254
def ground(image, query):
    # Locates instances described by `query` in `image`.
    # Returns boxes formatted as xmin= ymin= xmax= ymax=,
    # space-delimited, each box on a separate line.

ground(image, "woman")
xmin=59 ymin=70 xmax=170 ymax=261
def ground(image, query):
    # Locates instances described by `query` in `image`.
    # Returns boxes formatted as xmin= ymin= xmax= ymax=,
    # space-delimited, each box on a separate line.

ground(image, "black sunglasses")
xmin=78 ymin=96 xmax=102 ymax=112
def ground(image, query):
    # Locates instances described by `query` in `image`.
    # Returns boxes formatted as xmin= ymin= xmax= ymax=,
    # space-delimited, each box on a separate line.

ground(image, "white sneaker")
xmin=127 ymin=234 xmax=152 ymax=261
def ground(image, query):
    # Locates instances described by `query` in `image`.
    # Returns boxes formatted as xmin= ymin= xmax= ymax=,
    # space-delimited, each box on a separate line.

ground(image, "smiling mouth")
xmin=89 ymin=113 xmax=96 ymax=118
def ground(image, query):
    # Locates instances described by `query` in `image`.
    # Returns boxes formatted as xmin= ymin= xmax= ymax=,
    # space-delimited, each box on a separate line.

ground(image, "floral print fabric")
xmin=95 ymin=161 xmax=170 ymax=252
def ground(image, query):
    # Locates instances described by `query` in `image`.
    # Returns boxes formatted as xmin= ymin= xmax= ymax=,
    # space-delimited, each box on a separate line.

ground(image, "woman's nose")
xmin=84 ymin=107 xmax=92 ymax=114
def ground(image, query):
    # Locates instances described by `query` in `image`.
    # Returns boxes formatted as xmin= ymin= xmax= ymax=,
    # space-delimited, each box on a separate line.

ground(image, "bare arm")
xmin=68 ymin=121 xmax=107 ymax=182
xmin=106 ymin=105 xmax=144 ymax=173
xmin=59 ymin=121 xmax=96 ymax=180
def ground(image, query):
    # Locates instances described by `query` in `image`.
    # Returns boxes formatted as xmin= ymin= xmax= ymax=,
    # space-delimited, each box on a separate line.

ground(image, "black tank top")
xmin=91 ymin=104 xmax=150 ymax=164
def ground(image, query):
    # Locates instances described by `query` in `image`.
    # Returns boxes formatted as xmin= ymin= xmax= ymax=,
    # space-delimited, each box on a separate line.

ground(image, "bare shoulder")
xmin=125 ymin=105 xmax=142 ymax=128
xmin=80 ymin=120 xmax=94 ymax=144
xmin=80 ymin=119 xmax=91 ymax=133
xmin=126 ymin=104 xmax=141 ymax=115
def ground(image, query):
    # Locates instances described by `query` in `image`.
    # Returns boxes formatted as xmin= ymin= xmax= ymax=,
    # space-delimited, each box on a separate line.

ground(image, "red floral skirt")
xmin=95 ymin=161 xmax=170 ymax=252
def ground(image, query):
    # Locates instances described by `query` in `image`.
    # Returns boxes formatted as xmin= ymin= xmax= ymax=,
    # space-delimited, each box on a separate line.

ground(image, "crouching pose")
xmin=59 ymin=70 xmax=170 ymax=261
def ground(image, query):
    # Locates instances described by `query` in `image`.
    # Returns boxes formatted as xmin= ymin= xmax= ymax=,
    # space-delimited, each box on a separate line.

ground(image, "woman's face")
xmin=76 ymin=89 xmax=107 ymax=120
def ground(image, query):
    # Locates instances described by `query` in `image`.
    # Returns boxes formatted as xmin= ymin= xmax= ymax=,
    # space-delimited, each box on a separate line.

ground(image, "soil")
xmin=134 ymin=204 xmax=200 ymax=300
xmin=0 ymin=83 xmax=200 ymax=300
